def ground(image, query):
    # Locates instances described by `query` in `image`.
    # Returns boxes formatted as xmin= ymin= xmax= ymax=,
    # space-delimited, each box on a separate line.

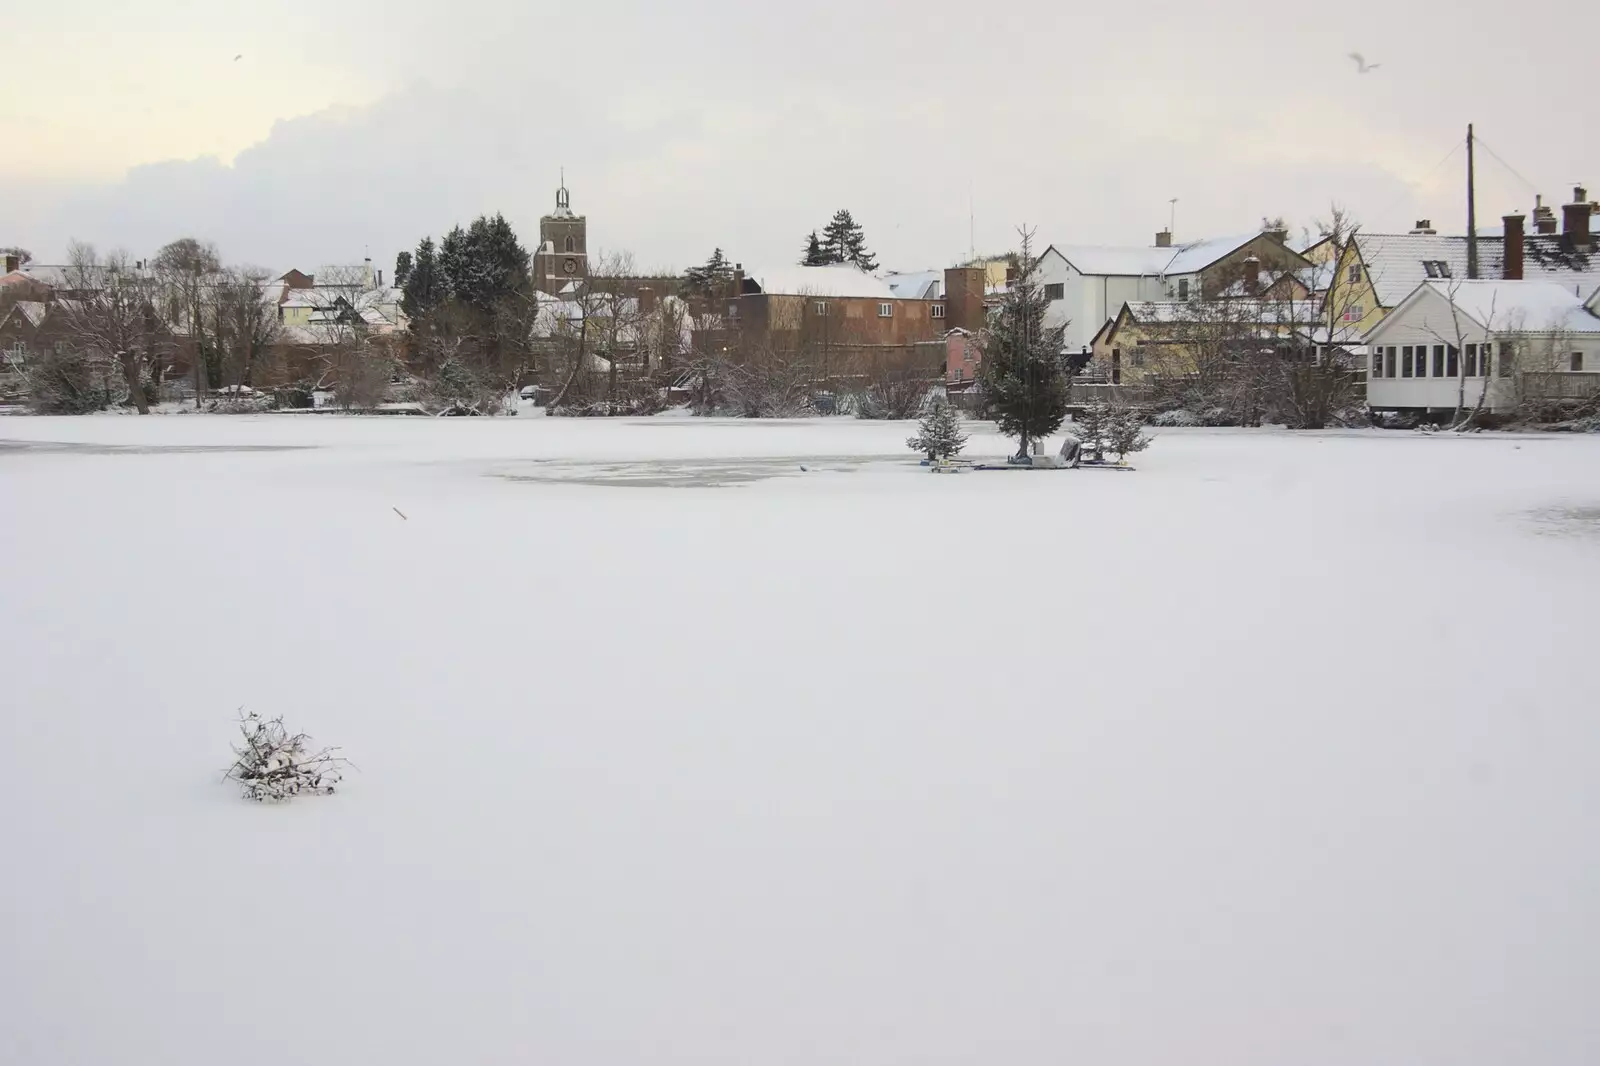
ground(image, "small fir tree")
xmin=1108 ymin=405 xmax=1152 ymax=463
xmin=801 ymin=231 xmax=828 ymax=266
xmin=400 ymin=237 xmax=442 ymax=322
xmin=976 ymin=228 xmax=1071 ymax=460
xmin=907 ymin=402 xmax=968 ymax=461
xmin=393 ymin=250 xmax=414 ymax=290
xmin=1072 ymin=400 xmax=1113 ymax=462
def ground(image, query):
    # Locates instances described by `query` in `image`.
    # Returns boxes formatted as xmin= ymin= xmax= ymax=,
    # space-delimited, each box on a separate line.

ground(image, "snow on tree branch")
xmin=223 ymin=710 xmax=348 ymax=803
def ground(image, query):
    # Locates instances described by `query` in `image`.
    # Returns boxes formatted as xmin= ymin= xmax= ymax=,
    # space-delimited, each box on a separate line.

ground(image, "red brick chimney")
xmin=1533 ymin=195 xmax=1558 ymax=235
xmin=1154 ymin=229 xmax=1173 ymax=248
xmin=1563 ymin=185 xmax=1592 ymax=249
xmin=3 ymin=253 xmax=17 ymax=275
xmin=638 ymin=285 xmax=657 ymax=314
xmin=1502 ymin=213 xmax=1525 ymax=280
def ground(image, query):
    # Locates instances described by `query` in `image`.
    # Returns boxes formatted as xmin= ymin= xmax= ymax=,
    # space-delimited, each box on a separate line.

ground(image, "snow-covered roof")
xmin=882 ymin=270 xmax=943 ymax=300
xmin=1414 ymin=280 xmax=1600 ymax=334
xmin=8 ymin=300 xmax=47 ymax=327
xmin=1048 ymin=233 xmax=1264 ymax=278
xmin=744 ymin=265 xmax=898 ymax=299
xmin=1354 ymin=232 xmax=1600 ymax=308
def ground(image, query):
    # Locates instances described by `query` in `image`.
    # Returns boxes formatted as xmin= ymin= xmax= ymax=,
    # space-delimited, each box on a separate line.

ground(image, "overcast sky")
xmin=6 ymin=0 xmax=1596 ymax=275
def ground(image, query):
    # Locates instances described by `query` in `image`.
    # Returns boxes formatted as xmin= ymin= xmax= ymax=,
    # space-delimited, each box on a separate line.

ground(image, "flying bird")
xmin=1348 ymin=52 xmax=1380 ymax=74
xmin=233 ymin=54 xmax=243 ymax=61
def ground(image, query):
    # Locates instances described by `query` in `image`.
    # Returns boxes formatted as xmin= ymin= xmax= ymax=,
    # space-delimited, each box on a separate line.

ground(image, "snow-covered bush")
xmin=223 ymin=710 xmax=347 ymax=802
xmin=1150 ymin=408 xmax=1202 ymax=428
xmin=906 ymin=402 xmax=968 ymax=460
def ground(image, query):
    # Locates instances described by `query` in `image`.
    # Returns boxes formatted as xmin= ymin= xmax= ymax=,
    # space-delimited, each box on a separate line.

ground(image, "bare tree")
xmin=545 ymin=251 xmax=649 ymax=414
xmin=212 ymin=267 xmax=283 ymax=396
xmin=153 ymin=237 xmax=222 ymax=406
xmin=47 ymin=242 xmax=173 ymax=414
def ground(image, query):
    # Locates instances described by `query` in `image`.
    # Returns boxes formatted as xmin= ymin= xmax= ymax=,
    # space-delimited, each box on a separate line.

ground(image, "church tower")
xmin=535 ymin=174 xmax=588 ymax=294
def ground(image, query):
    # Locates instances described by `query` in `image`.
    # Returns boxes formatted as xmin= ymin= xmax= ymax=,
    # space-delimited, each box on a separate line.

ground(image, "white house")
xmin=1364 ymin=280 xmax=1600 ymax=413
xmin=1034 ymin=230 xmax=1312 ymax=353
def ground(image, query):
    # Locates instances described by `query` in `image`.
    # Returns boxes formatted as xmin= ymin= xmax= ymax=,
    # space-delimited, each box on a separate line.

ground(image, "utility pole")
xmin=1466 ymin=124 xmax=1480 ymax=280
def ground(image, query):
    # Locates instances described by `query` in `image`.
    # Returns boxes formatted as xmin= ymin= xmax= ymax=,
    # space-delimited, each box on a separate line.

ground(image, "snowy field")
xmin=4 ymin=413 xmax=1600 ymax=1066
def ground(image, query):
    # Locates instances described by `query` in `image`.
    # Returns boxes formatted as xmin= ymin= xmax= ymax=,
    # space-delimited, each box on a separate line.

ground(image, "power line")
xmin=1472 ymin=133 xmax=1542 ymax=200
xmin=1370 ymin=136 xmax=1464 ymax=228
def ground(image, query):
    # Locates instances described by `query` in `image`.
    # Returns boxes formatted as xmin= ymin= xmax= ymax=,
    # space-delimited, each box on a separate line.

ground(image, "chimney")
xmin=3 ymin=253 xmax=17 ymax=275
xmin=1533 ymin=195 xmax=1559 ymax=235
xmin=1242 ymin=254 xmax=1262 ymax=293
xmin=1563 ymin=185 xmax=1593 ymax=249
xmin=378 ymin=269 xmax=384 ymax=289
xmin=732 ymin=263 xmax=745 ymax=297
xmin=1502 ymin=213 xmax=1525 ymax=280
xmin=1264 ymin=228 xmax=1288 ymax=245
xmin=638 ymin=285 xmax=657 ymax=314
xmin=1409 ymin=220 xmax=1437 ymax=235
xmin=1155 ymin=229 xmax=1173 ymax=248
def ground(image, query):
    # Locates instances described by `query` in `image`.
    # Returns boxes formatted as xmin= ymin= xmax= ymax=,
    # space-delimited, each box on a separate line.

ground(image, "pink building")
xmin=945 ymin=328 xmax=978 ymax=387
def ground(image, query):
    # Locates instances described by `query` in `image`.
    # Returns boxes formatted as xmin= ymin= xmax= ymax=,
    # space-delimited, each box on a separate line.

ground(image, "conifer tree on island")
xmin=801 ymin=231 xmax=828 ymax=266
xmin=907 ymin=402 xmax=968 ymax=461
xmin=818 ymin=209 xmax=877 ymax=271
xmin=976 ymin=229 xmax=1071 ymax=460
xmin=683 ymin=248 xmax=735 ymax=297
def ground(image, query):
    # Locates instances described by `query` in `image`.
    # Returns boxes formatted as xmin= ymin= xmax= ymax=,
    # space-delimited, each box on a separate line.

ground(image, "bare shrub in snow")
xmin=223 ymin=710 xmax=347 ymax=802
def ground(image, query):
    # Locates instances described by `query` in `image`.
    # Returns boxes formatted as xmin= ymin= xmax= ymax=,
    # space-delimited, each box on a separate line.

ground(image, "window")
xmin=814 ymin=301 xmax=829 ymax=316
xmin=1422 ymin=260 xmax=1452 ymax=279
xmin=963 ymin=348 xmax=974 ymax=362
xmin=728 ymin=303 xmax=739 ymax=318
xmin=931 ymin=303 xmax=946 ymax=319
xmin=1385 ymin=347 xmax=1396 ymax=378
xmin=953 ymin=367 xmax=964 ymax=381
xmin=878 ymin=302 xmax=893 ymax=318
xmin=1044 ymin=283 xmax=1065 ymax=301
xmin=1343 ymin=302 xmax=1363 ymax=323
xmin=1131 ymin=347 xmax=1145 ymax=367
xmin=1372 ymin=349 xmax=1383 ymax=377
xmin=1402 ymin=346 xmax=1414 ymax=377
xmin=1111 ymin=351 xmax=1122 ymax=384
xmin=1572 ymin=352 xmax=1585 ymax=372
xmin=563 ymin=236 xmax=575 ymax=253
xmin=1465 ymin=343 xmax=1478 ymax=377
xmin=1481 ymin=343 xmax=1492 ymax=377
xmin=1432 ymin=345 xmax=1445 ymax=377
xmin=1178 ymin=279 xmax=1190 ymax=301
xmin=1446 ymin=345 xmax=1459 ymax=378
xmin=1349 ymin=265 xmax=1363 ymax=284
xmin=1499 ymin=343 xmax=1513 ymax=377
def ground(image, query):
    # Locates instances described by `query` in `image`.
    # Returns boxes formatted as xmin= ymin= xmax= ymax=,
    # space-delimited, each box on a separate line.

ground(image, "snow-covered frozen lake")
xmin=3 ymin=413 xmax=1599 ymax=1066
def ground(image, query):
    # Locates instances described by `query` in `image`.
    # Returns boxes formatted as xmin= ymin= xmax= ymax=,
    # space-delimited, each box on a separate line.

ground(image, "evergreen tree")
xmin=906 ymin=402 xmax=968 ymax=461
xmin=1071 ymin=401 xmax=1112 ymax=462
xmin=683 ymin=248 xmax=734 ymax=297
xmin=393 ymin=250 xmax=414 ymax=290
xmin=819 ymin=209 xmax=876 ymax=271
xmin=801 ymin=231 xmax=828 ymax=266
xmin=400 ymin=238 xmax=442 ymax=323
xmin=1108 ymin=405 xmax=1152 ymax=463
xmin=976 ymin=231 xmax=1071 ymax=460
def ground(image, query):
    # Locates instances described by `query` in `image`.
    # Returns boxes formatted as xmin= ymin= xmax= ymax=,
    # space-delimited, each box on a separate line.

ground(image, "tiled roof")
xmin=1355 ymin=232 xmax=1600 ymax=307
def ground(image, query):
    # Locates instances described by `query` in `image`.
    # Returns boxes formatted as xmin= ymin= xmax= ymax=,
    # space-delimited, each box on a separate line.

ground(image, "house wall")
xmin=945 ymin=332 xmax=979 ymax=384
xmin=1364 ymin=288 xmax=1526 ymax=411
xmin=1037 ymin=251 xmax=1186 ymax=355
xmin=739 ymin=293 xmax=943 ymax=352
xmin=1333 ymin=242 xmax=1390 ymax=336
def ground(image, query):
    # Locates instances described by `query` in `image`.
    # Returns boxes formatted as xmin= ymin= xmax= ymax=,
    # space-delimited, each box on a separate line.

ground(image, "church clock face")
xmin=563 ymin=257 xmax=578 ymax=275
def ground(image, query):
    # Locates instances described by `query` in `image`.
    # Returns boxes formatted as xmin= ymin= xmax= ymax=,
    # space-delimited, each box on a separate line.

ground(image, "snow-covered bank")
xmin=2 ymin=418 xmax=1599 ymax=1066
